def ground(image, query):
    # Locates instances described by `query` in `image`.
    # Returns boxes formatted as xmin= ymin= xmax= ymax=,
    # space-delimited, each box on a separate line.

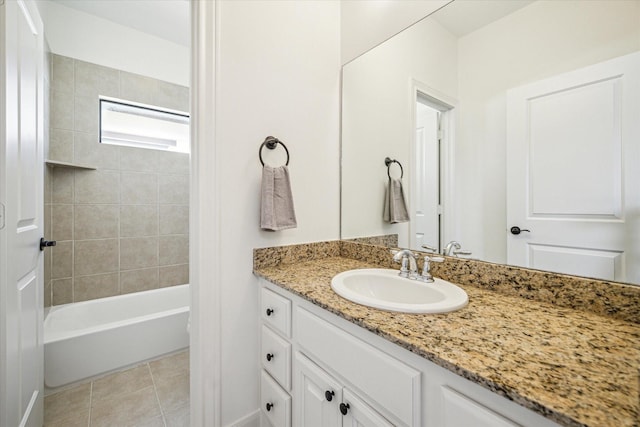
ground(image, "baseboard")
xmin=226 ymin=409 xmax=261 ymax=427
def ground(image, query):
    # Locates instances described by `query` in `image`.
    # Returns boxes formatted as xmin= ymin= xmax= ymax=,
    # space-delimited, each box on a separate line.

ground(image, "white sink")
xmin=331 ymin=269 xmax=468 ymax=314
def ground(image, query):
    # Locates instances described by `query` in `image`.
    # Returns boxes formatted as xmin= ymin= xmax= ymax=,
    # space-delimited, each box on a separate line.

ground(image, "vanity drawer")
xmin=261 ymin=287 xmax=292 ymax=338
xmin=296 ymin=307 xmax=421 ymax=426
xmin=261 ymin=325 xmax=292 ymax=390
xmin=261 ymin=370 xmax=291 ymax=427
xmin=442 ymin=386 xmax=520 ymax=427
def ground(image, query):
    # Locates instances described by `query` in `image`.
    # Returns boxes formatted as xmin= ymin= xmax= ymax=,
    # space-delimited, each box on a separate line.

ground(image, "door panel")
xmin=507 ymin=52 xmax=640 ymax=283
xmin=1 ymin=1 xmax=44 ymax=426
xmin=295 ymin=352 xmax=342 ymax=427
xmin=342 ymin=388 xmax=393 ymax=427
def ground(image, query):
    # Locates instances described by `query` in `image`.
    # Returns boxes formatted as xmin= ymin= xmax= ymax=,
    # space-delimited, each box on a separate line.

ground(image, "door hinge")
xmin=437 ymin=130 xmax=444 ymax=140
xmin=437 ymin=205 xmax=444 ymax=215
xmin=0 ymin=203 xmax=5 ymax=230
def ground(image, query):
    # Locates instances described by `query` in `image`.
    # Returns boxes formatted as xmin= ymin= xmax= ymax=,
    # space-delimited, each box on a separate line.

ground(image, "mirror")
xmin=341 ymin=0 xmax=640 ymax=285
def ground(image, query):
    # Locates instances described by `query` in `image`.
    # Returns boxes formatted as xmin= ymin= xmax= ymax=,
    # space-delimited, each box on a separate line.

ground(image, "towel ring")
xmin=385 ymin=157 xmax=403 ymax=179
xmin=259 ymin=136 xmax=290 ymax=167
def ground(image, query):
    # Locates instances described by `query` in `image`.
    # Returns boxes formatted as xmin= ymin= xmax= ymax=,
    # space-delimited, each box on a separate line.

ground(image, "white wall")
xmin=341 ymin=0 xmax=449 ymax=64
xmin=341 ymin=14 xmax=458 ymax=248
xmin=35 ymin=1 xmax=189 ymax=86
xmin=457 ymin=0 xmax=640 ymax=263
xmin=216 ymin=1 xmax=341 ymax=424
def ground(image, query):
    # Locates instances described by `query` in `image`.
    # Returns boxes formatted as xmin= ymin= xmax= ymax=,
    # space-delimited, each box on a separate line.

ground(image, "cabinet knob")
xmin=266 ymin=308 xmax=274 ymax=316
xmin=266 ymin=402 xmax=273 ymax=412
xmin=339 ymin=402 xmax=350 ymax=415
xmin=266 ymin=353 xmax=274 ymax=362
xmin=325 ymin=390 xmax=335 ymax=402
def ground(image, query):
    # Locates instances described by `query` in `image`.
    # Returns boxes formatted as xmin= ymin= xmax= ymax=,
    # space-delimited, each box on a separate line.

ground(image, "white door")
xmin=412 ymin=101 xmax=440 ymax=251
xmin=295 ymin=353 xmax=342 ymax=427
xmin=507 ymin=52 xmax=640 ymax=283
xmin=0 ymin=1 xmax=45 ymax=426
xmin=342 ymin=389 xmax=394 ymax=427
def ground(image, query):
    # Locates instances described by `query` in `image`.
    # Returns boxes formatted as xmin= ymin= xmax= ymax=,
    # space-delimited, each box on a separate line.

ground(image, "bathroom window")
xmin=99 ymin=97 xmax=190 ymax=153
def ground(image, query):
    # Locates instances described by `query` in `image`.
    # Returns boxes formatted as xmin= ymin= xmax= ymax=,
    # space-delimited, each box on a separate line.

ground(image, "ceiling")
xmin=433 ymin=0 xmax=535 ymax=37
xmin=49 ymin=0 xmax=190 ymax=46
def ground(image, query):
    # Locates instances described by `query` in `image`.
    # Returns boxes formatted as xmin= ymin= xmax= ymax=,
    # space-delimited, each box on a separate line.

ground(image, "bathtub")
xmin=44 ymin=284 xmax=189 ymax=389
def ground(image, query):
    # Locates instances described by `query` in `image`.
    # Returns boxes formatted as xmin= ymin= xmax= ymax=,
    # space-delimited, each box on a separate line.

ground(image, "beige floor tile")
xmin=132 ymin=416 xmax=166 ymax=427
xmin=90 ymin=385 xmax=162 ymax=427
xmin=149 ymin=350 xmax=189 ymax=380
xmin=44 ymin=383 xmax=91 ymax=424
xmin=154 ymin=372 xmax=189 ymax=413
xmin=44 ymin=409 xmax=90 ymax=427
xmin=164 ymin=403 xmax=190 ymax=427
xmin=91 ymin=364 xmax=154 ymax=401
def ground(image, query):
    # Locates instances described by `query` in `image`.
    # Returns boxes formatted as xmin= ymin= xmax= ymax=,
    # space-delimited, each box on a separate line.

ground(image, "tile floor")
xmin=44 ymin=350 xmax=189 ymax=427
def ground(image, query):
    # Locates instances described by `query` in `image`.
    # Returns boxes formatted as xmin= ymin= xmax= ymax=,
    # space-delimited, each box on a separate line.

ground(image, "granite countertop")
xmin=254 ymin=256 xmax=640 ymax=427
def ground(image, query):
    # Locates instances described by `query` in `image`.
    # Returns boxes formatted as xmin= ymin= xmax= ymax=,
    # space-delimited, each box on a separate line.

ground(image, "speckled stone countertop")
xmin=254 ymin=244 xmax=640 ymax=427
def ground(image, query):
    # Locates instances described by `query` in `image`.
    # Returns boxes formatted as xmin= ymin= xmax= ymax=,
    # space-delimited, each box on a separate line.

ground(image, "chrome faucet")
xmin=391 ymin=249 xmax=418 ymax=279
xmin=443 ymin=241 xmax=472 ymax=257
xmin=420 ymin=255 xmax=444 ymax=282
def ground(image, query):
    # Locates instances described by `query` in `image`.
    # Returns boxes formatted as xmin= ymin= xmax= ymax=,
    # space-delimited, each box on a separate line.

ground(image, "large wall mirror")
xmin=341 ymin=0 xmax=640 ymax=285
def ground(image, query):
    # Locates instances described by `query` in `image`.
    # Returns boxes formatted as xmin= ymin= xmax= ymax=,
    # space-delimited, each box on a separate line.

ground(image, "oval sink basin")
xmin=331 ymin=269 xmax=468 ymax=314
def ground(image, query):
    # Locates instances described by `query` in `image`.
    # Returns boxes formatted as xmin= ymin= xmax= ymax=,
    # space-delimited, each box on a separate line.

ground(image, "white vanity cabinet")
xmin=259 ymin=279 xmax=562 ymax=427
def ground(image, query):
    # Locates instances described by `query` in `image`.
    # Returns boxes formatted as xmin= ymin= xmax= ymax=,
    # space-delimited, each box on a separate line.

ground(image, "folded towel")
xmin=261 ymin=165 xmax=297 ymax=231
xmin=383 ymin=178 xmax=409 ymax=224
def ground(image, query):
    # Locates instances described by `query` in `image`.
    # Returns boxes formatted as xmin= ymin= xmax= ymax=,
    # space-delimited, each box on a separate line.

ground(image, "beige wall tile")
xmin=44 ymin=279 xmax=52 ymax=308
xmin=120 ymin=268 xmax=159 ymax=294
xmin=51 ymin=168 xmax=74 ymax=204
xmin=74 ymin=59 xmax=119 ymax=98
xmin=119 ymin=146 xmax=159 ymax=172
xmin=74 ymin=273 xmax=119 ymax=302
xmin=120 ymin=237 xmax=158 ymax=270
xmin=74 ymin=95 xmax=99 ymax=134
xmin=74 ymin=205 xmax=119 ymax=240
xmin=90 ymin=385 xmax=161 ymax=427
xmin=159 ymin=174 xmax=189 ymax=205
xmin=73 ymin=131 xmax=119 ymax=170
xmin=155 ymin=81 xmax=189 ymax=112
xmin=74 ymin=170 xmax=120 ymax=204
xmin=44 ymin=167 xmax=52 ymax=204
xmin=121 ymin=172 xmax=158 ymax=205
xmin=156 ymin=151 xmax=189 ymax=175
xmin=44 ymin=203 xmax=52 ymax=239
xmin=52 ymin=278 xmax=73 ymax=305
xmin=158 ymin=264 xmax=189 ymax=288
xmin=74 ymin=239 xmax=119 ymax=276
xmin=158 ymin=235 xmax=189 ymax=266
xmin=121 ymin=205 xmax=158 ymax=237
xmin=51 ymin=54 xmax=74 ymax=95
xmin=51 ymin=241 xmax=73 ymax=279
xmin=92 ymin=364 xmax=153 ymax=401
xmin=51 ymin=204 xmax=73 ymax=241
xmin=50 ymin=90 xmax=74 ymax=130
xmin=49 ymin=128 xmax=73 ymax=163
xmin=44 ymin=383 xmax=91 ymax=425
xmin=159 ymin=205 xmax=188 ymax=235
xmin=120 ymin=72 xmax=156 ymax=105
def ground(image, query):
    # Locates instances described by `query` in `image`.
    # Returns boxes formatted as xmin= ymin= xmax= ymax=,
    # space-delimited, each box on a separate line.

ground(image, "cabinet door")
xmin=295 ymin=353 xmax=342 ymax=427
xmin=342 ymin=389 xmax=394 ymax=427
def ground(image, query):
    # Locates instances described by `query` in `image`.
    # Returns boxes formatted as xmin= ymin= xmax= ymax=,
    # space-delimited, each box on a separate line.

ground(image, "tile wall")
xmin=45 ymin=54 xmax=190 ymax=306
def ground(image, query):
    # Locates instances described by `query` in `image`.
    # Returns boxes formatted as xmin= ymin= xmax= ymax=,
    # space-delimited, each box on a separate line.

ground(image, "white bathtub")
xmin=44 ymin=284 xmax=190 ymax=389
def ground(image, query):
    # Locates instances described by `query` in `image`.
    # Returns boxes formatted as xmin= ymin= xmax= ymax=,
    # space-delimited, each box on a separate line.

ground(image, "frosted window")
xmin=100 ymin=97 xmax=190 ymax=153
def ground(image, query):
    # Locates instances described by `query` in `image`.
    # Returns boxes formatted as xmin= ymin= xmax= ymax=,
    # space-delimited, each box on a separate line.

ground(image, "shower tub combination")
xmin=44 ymin=284 xmax=190 ymax=389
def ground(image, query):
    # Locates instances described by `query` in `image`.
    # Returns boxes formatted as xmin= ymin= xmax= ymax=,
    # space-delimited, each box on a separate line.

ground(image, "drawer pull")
xmin=339 ymin=402 xmax=350 ymax=415
xmin=266 ymin=353 xmax=274 ymax=362
xmin=266 ymin=308 xmax=274 ymax=316
xmin=266 ymin=402 xmax=274 ymax=412
xmin=325 ymin=390 xmax=335 ymax=402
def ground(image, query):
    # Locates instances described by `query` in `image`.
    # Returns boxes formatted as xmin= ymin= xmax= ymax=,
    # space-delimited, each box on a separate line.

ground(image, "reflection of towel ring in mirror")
xmin=259 ymin=136 xmax=290 ymax=167
xmin=385 ymin=157 xmax=403 ymax=179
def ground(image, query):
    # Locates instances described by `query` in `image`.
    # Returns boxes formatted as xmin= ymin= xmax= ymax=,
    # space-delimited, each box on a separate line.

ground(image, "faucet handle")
xmin=420 ymin=255 xmax=444 ymax=282
xmin=453 ymin=249 xmax=472 ymax=257
xmin=421 ymin=244 xmax=437 ymax=253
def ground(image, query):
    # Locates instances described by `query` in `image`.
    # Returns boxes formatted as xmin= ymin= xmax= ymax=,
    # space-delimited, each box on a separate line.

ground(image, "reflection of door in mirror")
xmin=412 ymin=94 xmax=453 ymax=252
xmin=507 ymin=52 xmax=640 ymax=283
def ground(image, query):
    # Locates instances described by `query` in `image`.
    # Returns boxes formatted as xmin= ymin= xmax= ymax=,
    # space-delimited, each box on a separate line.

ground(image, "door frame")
xmin=409 ymin=79 xmax=457 ymax=253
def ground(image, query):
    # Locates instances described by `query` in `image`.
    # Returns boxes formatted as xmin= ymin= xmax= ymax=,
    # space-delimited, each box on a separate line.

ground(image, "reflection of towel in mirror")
xmin=261 ymin=165 xmax=297 ymax=231
xmin=383 ymin=178 xmax=409 ymax=224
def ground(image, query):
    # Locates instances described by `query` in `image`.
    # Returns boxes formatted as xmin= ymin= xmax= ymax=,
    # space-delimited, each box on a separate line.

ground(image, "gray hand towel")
xmin=383 ymin=178 xmax=409 ymax=224
xmin=261 ymin=165 xmax=297 ymax=231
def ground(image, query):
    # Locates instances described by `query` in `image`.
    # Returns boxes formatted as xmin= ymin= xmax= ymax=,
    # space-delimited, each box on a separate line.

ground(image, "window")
xmin=99 ymin=97 xmax=190 ymax=153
